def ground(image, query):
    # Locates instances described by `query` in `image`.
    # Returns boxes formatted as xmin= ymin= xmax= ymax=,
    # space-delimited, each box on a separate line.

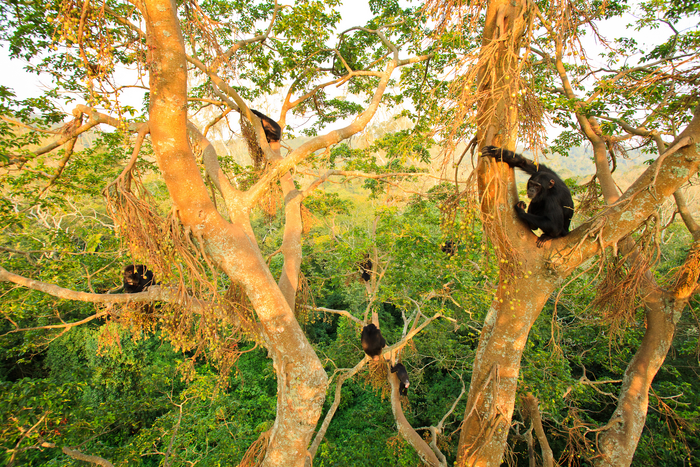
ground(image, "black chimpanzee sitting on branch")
xmin=358 ymin=255 xmax=372 ymax=282
xmin=481 ymin=146 xmax=574 ymax=247
xmin=361 ymin=323 xmax=386 ymax=360
xmin=122 ymin=265 xmax=156 ymax=293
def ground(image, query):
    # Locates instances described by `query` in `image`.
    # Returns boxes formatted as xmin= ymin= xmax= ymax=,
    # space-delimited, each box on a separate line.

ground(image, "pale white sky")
xmin=0 ymin=1 xmax=373 ymax=103
xmin=0 ymin=2 xmax=694 ymax=126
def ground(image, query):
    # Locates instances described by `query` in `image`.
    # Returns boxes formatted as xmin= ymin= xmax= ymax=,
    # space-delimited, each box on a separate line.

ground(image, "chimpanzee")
xmin=441 ymin=240 xmax=458 ymax=256
xmin=361 ymin=323 xmax=386 ymax=360
xmin=123 ymin=265 xmax=156 ymax=293
xmin=359 ymin=256 xmax=372 ymax=282
xmin=250 ymin=109 xmax=282 ymax=143
xmin=391 ymin=363 xmax=410 ymax=396
xmin=482 ymin=146 xmax=574 ymax=247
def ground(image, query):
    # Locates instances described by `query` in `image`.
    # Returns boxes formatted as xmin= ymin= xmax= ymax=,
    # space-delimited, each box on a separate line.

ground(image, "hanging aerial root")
xmin=104 ymin=168 xmax=248 ymax=379
xmin=295 ymin=272 xmax=321 ymax=325
xmin=241 ymin=113 xmax=266 ymax=171
xmin=576 ymin=175 xmax=604 ymax=217
xmin=363 ymin=359 xmax=390 ymax=399
xmin=239 ymin=429 xmax=271 ymax=467
xmin=672 ymin=240 xmax=700 ymax=300
xmin=591 ymin=216 xmax=660 ymax=334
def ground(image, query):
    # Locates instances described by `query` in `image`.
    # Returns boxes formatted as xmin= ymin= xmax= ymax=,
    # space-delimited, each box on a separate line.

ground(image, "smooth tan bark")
xmin=388 ymin=364 xmax=442 ymax=467
xmin=596 ymin=293 xmax=683 ymax=466
xmin=578 ymin=110 xmax=700 ymax=466
xmin=459 ymin=0 xmax=700 ymax=463
xmin=458 ymin=1 xmax=538 ymax=465
xmin=458 ymin=274 xmax=554 ymax=466
xmin=141 ymin=2 xmax=327 ymax=466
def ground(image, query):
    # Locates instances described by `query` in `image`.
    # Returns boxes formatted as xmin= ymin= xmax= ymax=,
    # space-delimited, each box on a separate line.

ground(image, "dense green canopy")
xmin=0 ymin=0 xmax=699 ymax=465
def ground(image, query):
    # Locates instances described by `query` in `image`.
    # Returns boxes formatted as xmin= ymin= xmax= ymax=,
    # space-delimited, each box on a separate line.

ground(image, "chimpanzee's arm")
xmin=482 ymin=146 xmax=553 ymax=176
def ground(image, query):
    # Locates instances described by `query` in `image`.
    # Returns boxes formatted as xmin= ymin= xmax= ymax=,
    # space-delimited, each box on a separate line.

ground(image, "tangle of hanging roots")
xmin=364 ymin=359 xmax=390 ymax=399
xmin=591 ymin=217 xmax=661 ymax=335
xmin=478 ymin=180 xmax=522 ymax=277
xmin=239 ymin=429 xmax=271 ymax=467
xmin=261 ymin=182 xmax=283 ymax=222
xmin=223 ymin=281 xmax=258 ymax=338
xmin=240 ymin=114 xmax=284 ymax=221
xmin=671 ymin=240 xmax=700 ymax=300
xmin=241 ymin=113 xmax=266 ymax=171
xmin=104 ymin=170 xmax=245 ymax=379
xmin=576 ymin=176 xmax=605 ymax=217
xmin=438 ymin=177 xmax=481 ymax=245
xmin=518 ymin=87 xmax=547 ymax=152
xmin=301 ymin=204 xmax=314 ymax=234
xmin=559 ymin=407 xmax=596 ymax=467
xmin=296 ymin=272 xmax=324 ymax=326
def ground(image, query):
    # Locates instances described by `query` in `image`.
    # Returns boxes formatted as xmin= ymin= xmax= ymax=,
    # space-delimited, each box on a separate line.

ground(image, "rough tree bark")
xmin=458 ymin=1 xmax=543 ymax=464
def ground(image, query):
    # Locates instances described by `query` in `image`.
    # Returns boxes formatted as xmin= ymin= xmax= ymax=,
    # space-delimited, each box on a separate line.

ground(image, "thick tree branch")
xmin=388 ymin=360 xmax=442 ymax=466
xmin=307 ymin=359 xmax=367 ymax=461
xmin=60 ymin=448 xmax=115 ymax=467
xmin=0 ymin=266 xmax=234 ymax=323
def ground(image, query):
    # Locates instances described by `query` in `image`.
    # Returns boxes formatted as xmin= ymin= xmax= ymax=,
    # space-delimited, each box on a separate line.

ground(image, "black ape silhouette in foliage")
xmin=359 ymin=256 xmax=372 ymax=282
xmin=391 ymin=363 xmax=410 ymax=396
xmin=482 ymin=146 xmax=574 ymax=247
xmin=361 ymin=324 xmax=386 ymax=360
xmin=250 ymin=109 xmax=282 ymax=143
xmin=123 ymin=265 xmax=156 ymax=293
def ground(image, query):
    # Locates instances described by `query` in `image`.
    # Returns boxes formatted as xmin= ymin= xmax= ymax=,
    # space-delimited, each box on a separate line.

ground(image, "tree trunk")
xmin=596 ymin=294 xmax=684 ymax=466
xmin=457 ymin=1 xmax=536 ymax=465
xmin=457 ymin=277 xmax=554 ymax=466
xmin=141 ymin=2 xmax=327 ymax=465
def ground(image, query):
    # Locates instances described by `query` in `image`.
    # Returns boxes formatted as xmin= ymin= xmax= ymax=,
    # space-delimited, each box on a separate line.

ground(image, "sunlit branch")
xmin=203 ymin=107 xmax=233 ymax=137
xmin=105 ymin=6 xmax=146 ymax=40
xmin=246 ymin=60 xmax=398 ymax=204
xmin=300 ymin=305 xmax=363 ymax=326
xmin=381 ymin=313 xmax=447 ymax=361
xmin=112 ymin=123 xmax=150 ymax=184
xmin=5 ymin=106 xmax=142 ymax=166
xmin=388 ymin=359 xmax=442 ymax=466
xmin=307 ymin=358 xmax=367 ymax=461
xmin=0 ymin=266 xmax=233 ymax=324
xmin=1 ymin=310 xmax=110 ymax=337
xmin=284 ymin=74 xmax=346 ymax=111
xmin=189 ymin=97 xmax=225 ymax=106
xmin=674 ymin=191 xmax=700 ymax=241
xmin=220 ymin=0 xmax=280 ymax=61
xmin=185 ymin=56 xmax=277 ymax=165
xmin=37 ymin=135 xmax=78 ymax=198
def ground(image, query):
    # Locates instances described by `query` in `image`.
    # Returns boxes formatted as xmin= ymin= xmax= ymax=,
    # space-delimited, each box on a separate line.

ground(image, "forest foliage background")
xmin=0 ymin=0 xmax=699 ymax=465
